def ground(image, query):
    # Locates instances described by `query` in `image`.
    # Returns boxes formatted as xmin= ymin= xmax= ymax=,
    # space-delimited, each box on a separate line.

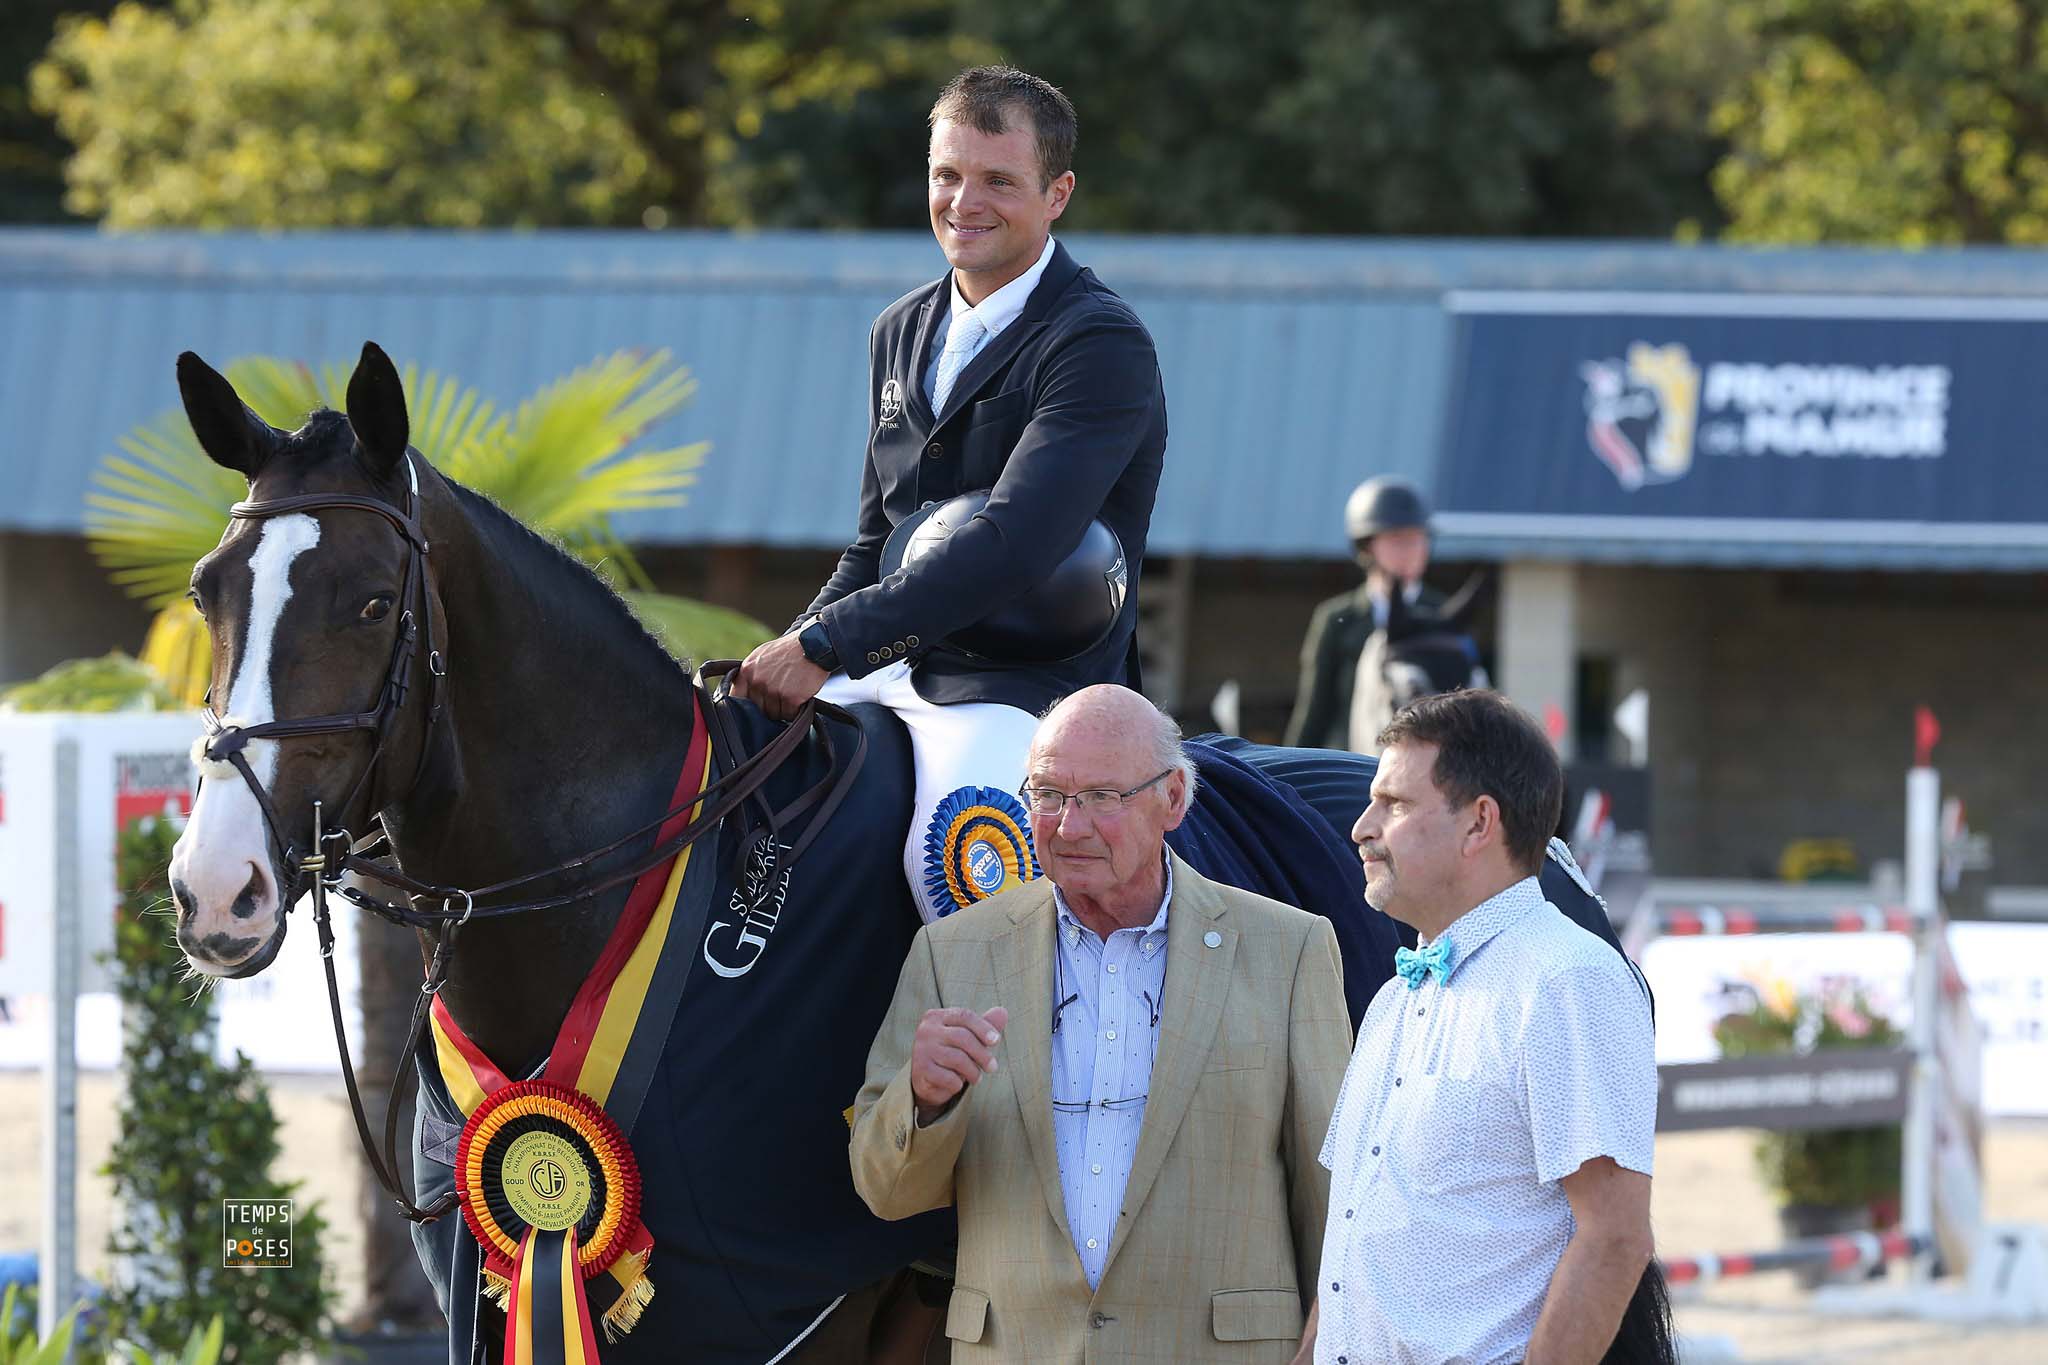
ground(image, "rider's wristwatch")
xmin=796 ymin=616 xmax=840 ymax=672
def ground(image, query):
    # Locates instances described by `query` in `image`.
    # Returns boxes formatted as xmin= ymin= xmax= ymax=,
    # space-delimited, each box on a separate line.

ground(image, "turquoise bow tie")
xmin=1394 ymin=938 xmax=1452 ymax=990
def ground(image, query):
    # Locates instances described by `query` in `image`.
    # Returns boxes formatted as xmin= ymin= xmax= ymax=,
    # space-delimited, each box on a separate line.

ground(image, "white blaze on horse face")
xmin=171 ymin=514 xmax=321 ymax=968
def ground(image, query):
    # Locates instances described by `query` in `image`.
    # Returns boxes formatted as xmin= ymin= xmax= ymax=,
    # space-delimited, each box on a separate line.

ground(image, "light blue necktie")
xmin=930 ymin=311 xmax=987 ymax=414
xmin=1393 ymin=938 xmax=1452 ymax=990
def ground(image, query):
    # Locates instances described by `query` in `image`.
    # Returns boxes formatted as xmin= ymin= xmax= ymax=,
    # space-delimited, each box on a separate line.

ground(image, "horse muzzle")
xmin=169 ymin=862 xmax=289 ymax=977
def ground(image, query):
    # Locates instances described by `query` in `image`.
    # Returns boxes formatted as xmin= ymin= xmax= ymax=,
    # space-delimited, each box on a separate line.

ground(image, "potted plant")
xmin=1712 ymin=974 xmax=1903 ymax=1281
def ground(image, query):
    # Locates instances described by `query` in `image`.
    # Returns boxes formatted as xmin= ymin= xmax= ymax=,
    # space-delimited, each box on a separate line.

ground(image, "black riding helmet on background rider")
xmin=1345 ymin=475 xmax=1432 ymax=585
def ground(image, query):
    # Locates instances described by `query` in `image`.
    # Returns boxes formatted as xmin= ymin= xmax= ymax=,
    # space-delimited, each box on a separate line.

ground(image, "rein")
xmin=194 ymin=457 xmax=865 ymax=1223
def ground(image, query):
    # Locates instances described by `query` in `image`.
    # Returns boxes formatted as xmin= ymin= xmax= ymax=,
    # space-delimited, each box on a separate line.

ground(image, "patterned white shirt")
xmin=923 ymin=234 xmax=1057 ymax=409
xmin=1315 ymin=876 xmax=1656 ymax=1365
xmin=1049 ymin=856 xmax=1172 ymax=1288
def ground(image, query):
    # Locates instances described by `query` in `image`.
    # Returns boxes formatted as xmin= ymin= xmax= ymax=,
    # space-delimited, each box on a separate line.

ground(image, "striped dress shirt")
xmin=1049 ymin=856 xmax=1173 ymax=1287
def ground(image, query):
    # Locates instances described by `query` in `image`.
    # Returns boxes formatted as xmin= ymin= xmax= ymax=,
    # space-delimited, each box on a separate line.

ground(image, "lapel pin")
xmin=1204 ymin=931 xmax=1222 ymax=949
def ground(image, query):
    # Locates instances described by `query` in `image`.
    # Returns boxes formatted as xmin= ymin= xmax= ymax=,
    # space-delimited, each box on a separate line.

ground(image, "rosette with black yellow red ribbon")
xmin=427 ymin=699 xmax=713 ymax=1361
xmin=456 ymin=1080 xmax=647 ymax=1360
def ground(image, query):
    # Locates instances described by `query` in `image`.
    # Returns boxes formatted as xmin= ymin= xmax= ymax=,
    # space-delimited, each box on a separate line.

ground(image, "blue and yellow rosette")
xmin=923 ymin=785 xmax=1040 ymax=915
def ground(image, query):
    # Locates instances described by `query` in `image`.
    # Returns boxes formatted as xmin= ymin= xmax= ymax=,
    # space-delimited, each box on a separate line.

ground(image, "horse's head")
xmin=1354 ymin=575 xmax=1492 ymax=742
xmin=169 ymin=342 xmax=436 ymax=977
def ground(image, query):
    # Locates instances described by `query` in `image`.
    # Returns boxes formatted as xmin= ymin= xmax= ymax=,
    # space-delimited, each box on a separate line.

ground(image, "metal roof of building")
xmin=7 ymin=228 xmax=2048 ymax=567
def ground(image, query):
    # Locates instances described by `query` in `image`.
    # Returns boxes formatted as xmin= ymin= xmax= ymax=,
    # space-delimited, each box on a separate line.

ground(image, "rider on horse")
xmin=733 ymin=66 xmax=1167 ymax=923
xmin=1285 ymin=475 xmax=1446 ymax=752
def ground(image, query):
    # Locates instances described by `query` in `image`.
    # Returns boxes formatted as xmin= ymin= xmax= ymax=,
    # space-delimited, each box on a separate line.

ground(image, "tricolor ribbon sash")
xmin=430 ymin=704 xmax=712 ymax=1361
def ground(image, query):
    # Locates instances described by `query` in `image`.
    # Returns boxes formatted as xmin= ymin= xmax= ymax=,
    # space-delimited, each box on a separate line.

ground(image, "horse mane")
xmin=442 ymin=480 xmax=694 ymax=681
xmin=265 ymin=408 xmax=693 ymax=682
xmin=279 ymin=407 xmax=356 ymax=454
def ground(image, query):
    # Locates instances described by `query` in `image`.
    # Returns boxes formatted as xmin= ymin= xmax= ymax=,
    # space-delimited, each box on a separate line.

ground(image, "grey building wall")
xmin=9 ymin=524 xmax=2039 ymax=887
xmin=1576 ymin=565 xmax=2047 ymax=885
xmin=0 ymin=532 xmax=157 ymax=687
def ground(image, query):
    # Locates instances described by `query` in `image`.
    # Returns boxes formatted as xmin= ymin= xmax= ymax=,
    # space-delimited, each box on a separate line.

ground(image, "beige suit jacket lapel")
xmin=1097 ymin=852 xmax=1234 ymax=1283
xmin=991 ymin=882 xmax=1071 ymax=1243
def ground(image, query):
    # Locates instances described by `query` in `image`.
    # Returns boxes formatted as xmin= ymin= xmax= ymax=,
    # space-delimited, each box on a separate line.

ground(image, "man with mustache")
xmin=1298 ymin=690 xmax=1665 ymax=1365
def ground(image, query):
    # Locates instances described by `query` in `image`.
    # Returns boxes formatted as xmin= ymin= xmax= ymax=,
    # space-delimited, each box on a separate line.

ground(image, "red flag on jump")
xmin=1913 ymin=705 xmax=1940 ymax=767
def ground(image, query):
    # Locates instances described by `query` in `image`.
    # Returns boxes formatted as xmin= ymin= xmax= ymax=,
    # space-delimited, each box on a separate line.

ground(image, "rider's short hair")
xmin=1377 ymin=690 xmax=1561 ymax=874
xmin=930 ymin=65 xmax=1077 ymax=189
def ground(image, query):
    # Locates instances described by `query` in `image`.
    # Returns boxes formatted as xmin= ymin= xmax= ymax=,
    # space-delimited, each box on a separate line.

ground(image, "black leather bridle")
xmin=193 ymin=454 xmax=861 ymax=1222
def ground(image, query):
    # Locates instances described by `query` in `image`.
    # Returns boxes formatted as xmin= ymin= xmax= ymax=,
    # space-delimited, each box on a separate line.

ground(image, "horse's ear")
xmin=345 ymin=341 xmax=410 ymax=480
xmin=1440 ymin=571 xmax=1489 ymax=630
xmin=1382 ymin=579 xmax=1414 ymax=640
xmin=176 ymin=351 xmax=276 ymax=479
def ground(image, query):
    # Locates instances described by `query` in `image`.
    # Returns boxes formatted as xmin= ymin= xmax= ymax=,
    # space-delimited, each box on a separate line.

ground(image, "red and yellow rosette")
xmin=428 ymin=707 xmax=712 ymax=1361
xmin=456 ymin=1080 xmax=653 ymax=1359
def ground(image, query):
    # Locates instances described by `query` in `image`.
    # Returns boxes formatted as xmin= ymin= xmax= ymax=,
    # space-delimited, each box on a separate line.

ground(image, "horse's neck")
xmin=384 ymin=483 xmax=699 ymax=1075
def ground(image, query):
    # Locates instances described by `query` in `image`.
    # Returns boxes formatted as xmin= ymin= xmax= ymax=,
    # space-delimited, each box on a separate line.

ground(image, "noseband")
xmin=191 ymin=454 xmax=862 ymax=1222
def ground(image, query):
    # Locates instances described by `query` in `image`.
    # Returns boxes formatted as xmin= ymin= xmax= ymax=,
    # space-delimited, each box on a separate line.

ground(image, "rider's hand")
xmin=731 ymin=633 xmax=829 ymax=722
xmin=910 ymin=1005 xmax=1009 ymax=1126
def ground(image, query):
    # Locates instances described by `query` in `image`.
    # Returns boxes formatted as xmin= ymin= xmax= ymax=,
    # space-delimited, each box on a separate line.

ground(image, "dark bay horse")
xmin=169 ymin=343 xmax=956 ymax=1361
xmin=165 ymin=342 xmax=1612 ymax=1362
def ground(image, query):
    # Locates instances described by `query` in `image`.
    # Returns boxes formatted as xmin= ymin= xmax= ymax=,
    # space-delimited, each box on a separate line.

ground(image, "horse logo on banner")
xmin=1580 ymin=342 xmax=1701 ymax=491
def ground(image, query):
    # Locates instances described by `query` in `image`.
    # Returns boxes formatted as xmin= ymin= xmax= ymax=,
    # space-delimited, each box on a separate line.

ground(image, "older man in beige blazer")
xmin=850 ymin=685 xmax=1351 ymax=1363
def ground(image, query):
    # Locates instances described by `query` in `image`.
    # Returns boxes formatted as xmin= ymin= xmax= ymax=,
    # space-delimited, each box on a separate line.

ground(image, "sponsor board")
xmin=1439 ymin=299 xmax=2048 ymax=535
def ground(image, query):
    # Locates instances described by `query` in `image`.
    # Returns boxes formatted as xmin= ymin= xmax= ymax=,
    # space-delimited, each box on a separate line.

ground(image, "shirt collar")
xmin=946 ymin=234 xmax=1056 ymax=339
xmin=1054 ymin=850 xmax=1173 ymax=948
xmin=1421 ymin=875 xmax=1543 ymax=983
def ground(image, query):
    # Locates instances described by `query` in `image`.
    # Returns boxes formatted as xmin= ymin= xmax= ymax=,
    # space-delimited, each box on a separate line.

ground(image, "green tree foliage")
xmin=31 ymin=0 xmax=648 ymax=227
xmin=72 ymin=0 xmax=2035 ymax=242
xmin=0 ymin=1 xmax=128 ymax=221
xmin=23 ymin=0 xmax=1729 ymax=235
xmin=1572 ymin=0 xmax=2048 ymax=245
xmin=982 ymin=0 xmax=1722 ymax=236
xmin=1718 ymin=0 xmax=2048 ymax=244
xmin=29 ymin=0 xmax=977 ymax=228
xmin=101 ymin=817 xmax=332 ymax=1363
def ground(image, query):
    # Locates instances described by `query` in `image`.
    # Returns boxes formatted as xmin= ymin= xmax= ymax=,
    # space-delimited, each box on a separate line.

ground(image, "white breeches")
xmin=818 ymin=663 xmax=1041 ymax=923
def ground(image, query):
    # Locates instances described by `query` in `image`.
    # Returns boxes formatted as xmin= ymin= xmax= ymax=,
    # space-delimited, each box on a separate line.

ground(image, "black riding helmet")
xmin=879 ymin=490 xmax=1128 ymax=664
xmin=1344 ymin=475 xmax=1431 ymax=545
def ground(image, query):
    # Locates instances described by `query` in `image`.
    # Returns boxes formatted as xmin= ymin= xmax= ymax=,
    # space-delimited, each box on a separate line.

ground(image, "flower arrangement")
xmin=1712 ymin=974 xmax=1903 ymax=1215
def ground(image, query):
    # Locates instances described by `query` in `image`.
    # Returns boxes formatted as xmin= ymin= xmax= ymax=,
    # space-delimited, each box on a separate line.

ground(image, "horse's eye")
xmin=186 ymin=589 xmax=206 ymax=619
xmin=360 ymin=595 xmax=394 ymax=623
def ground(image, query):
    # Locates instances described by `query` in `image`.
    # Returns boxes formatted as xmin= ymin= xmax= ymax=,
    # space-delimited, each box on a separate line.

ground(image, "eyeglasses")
xmin=1021 ymin=769 xmax=1173 ymax=818
xmin=1051 ymin=943 xmax=1163 ymax=1035
xmin=1052 ymin=1093 xmax=1149 ymax=1115
xmin=1051 ymin=945 xmax=1159 ymax=1115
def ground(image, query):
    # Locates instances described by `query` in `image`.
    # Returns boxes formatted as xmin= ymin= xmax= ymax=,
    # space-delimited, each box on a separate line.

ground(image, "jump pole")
xmin=1902 ymin=722 xmax=1941 ymax=1286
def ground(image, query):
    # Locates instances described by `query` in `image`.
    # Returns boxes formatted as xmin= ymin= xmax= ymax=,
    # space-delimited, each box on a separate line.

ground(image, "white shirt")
xmin=1315 ymin=877 xmax=1656 ymax=1365
xmin=1048 ymin=855 xmax=1172 ymax=1288
xmin=923 ymin=234 xmax=1057 ymax=409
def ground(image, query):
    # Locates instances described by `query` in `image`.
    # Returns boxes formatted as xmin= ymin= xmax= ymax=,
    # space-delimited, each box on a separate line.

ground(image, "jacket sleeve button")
xmin=878 ymin=646 xmax=893 ymax=661
xmin=906 ymin=635 xmax=920 ymax=648
xmin=867 ymin=650 xmax=882 ymax=665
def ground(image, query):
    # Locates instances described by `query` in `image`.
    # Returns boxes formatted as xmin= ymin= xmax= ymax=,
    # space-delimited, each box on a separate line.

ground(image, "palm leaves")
xmin=88 ymin=405 xmax=249 ymax=607
xmin=86 ymin=349 xmax=771 ymax=701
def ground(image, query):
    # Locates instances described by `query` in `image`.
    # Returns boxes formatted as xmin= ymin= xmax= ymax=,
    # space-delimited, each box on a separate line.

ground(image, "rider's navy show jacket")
xmin=803 ymin=240 xmax=1168 ymax=715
